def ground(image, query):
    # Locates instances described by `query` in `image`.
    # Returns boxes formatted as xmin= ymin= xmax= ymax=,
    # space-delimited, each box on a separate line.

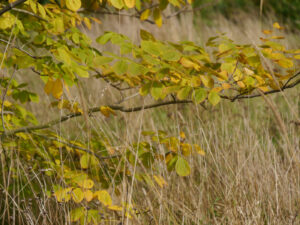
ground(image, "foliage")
xmin=0 ymin=0 xmax=299 ymax=224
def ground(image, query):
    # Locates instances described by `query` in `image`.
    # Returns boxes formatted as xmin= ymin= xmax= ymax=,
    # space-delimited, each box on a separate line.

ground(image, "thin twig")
xmin=11 ymin=8 xmax=47 ymax=22
xmin=0 ymin=0 xmax=27 ymax=16
xmin=0 ymin=39 xmax=41 ymax=59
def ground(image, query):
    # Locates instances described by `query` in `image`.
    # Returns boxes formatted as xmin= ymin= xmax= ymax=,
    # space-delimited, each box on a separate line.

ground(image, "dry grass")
xmin=1 ymin=8 xmax=300 ymax=225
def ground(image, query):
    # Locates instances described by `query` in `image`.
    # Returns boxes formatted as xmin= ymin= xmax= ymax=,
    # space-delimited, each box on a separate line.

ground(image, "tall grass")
xmin=1 ymin=8 xmax=300 ymax=225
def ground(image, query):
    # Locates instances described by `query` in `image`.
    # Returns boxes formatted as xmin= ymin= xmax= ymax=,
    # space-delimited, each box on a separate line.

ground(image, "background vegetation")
xmin=0 ymin=0 xmax=299 ymax=224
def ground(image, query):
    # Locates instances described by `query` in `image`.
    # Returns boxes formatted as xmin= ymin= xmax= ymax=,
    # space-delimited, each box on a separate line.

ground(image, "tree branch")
xmin=221 ymin=71 xmax=300 ymax=102
xmin=4 ymin=100 xmax=193 ymax=136
xmin=0 ymin=39 xmax=41 ymax=59
xmin=0 ymin=0 xmax=27 ymax=16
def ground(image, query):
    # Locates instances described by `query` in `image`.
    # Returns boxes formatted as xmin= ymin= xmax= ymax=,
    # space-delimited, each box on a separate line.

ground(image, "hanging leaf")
xmin=153 ymin=175 xmax=168 ymax=188
xmin=84 ymin=190 xmax=94 ymax=202
xmin=94 ymin=190 xmax=112 ymax=206
xmin=193 ymin=88 xmax=207 ymax=104
xmin=76 ymin=179 xmax=94 ymax=189
xmin=72 ymin=188 xmax=84 ymax=203
xmin=175 ymin=157 xmax=190 ymax=176
xmin=80 ymin=154 xmax=90 ymax=169
xmin=110 ymin=0 xmax=124 ymax=9
xmin=151 ymin=82 xmax=164 ymax=100
xmin=124 ymin=0 xmax=135 ymax=8
xmin=208 ymin=91 xmax=220 ymax=106
xmin=66 ymin=0 xmax=81 ymax=11
xmin=70 ymin=207 xmax=85 ymax=222
xmin=153 ymin=8 xmax=162 ymax=27
xmin=177 ymin=86 xmax=192 ymax=100
xmin=100 ymin=106 xmax=116 ymax=117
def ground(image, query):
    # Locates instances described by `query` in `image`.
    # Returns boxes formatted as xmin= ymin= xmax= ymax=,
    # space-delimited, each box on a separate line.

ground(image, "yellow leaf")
xmin=76 ymin=179 xmax=94 ymax=189
xmin=100 ymin=106 xmax=116 ymax=117
xmin=194 ymin=144 xmax=205 ymax=156
xmin=277 ymin=58 xmax=293 ymax=68
xmin=237 ymin=81 xmax=246 ymax=88
xmin=153 ymin=175 xmax=168 ymax=188
xmin=44 ymin=78 xmax=63 ymax=99
xmin=179 ymin=131 xmax=186 ymax=140
xmin=90 ymin=17 xmax=102 ymax=24
xmin=72 ymin=188 xmax=84 ymax=203
xmin=222 ymin=83 xmax=231 ymax=90
xmin=244 ymin=67 xmax=254 ymax=75
xmin=140 ymin=9 xmax=151 ymax=21
xmin=83 ymin=17 xmax=91 ymax=30
xmin=124 ymin=0 xmax=135 ymax=8
xmin=108 ymin=205 xmax=123 ymax=211
xmin=273 ymin=22 xmax=283 ymax=29
xmin=38 ymin=4 xmax=46 ymax=19
xmin=200 ymin=75 xmax=214 ymax=88
xmin=294 ymin=55 xmax=300 ymax=60
xmin=66 ymin=0 xmax=81 ymax=11
xmin=208 ymin=90 xmax=220 ymax=106
xmin=179 ymin=57 xmax=200 ymax=70
xmin=153 ymin=8 xmax=162 ymax=27
xmin=262 ymin=30 xmax=272 ymax=35
xmin=94 ymin=190 xmax=112 ymax=206
xmin=84 ymin=190 xmax=94 ymax=202
xmin=54 ymin=187 xmax=72 ymax=202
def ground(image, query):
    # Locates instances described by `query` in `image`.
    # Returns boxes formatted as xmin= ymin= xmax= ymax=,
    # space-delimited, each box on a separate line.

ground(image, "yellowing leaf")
xmin=180 ymin=58 xmax=200 ymax=70
xmin=153 ymin=8 xmax=162 ymax=27
xmin=151 ymin=82 xmax=164 ymax=100
xmin=84 ymin=190 xmax=94 ymax=202
xmin=66 ymin=0 xmax=81 ymax=11
xmin=193 ymin=88 xmax=207 ymax=104
xmin=108 ymin=205 xmax=123 ymax=211
xmin=76 ymin=179 xmax=94 ymax=189
xmin=0 ymin=13 xmax=16 ymax=30
xmin=200 ymin=75 xmax=214 ymax=88
xmin=175 ymin=157 xmax=190 ymax=176
xmin=70 ymin=207 xmax=85 ymax=222
xmin=194 ymin=144 xmax=205 ymax=156
xmin=44 ymin=79 xmax=63 ymax=99
xmin=72 ymin=188 xmax=84 ymax=203
xmin=100 ymin=106 xmax=116 ymax=117
xmin=124 ymin=0 xmax=135 ymax=8
xmin=110 ymin=0 xmax=124 ymax=9
xmin=80 ymin=154 xmax=90 ymax=169
xmin=294 ymin=55 xmax=300 ymax=60
xmin=208 ymin=91 xmax=220 ymax=106
xmin=273 ymin=22 xmax=283 ymax=29
xmin=38 ymin=4 xmax=46 ymax=19
xmin=277 ymin=58 xmax=293 ymax=68
xmin=54 ymin=187 xmax=72 ymax=202
xmin=222 ymin=83 xmax=231 ymax=90
xmin=262 ymin=30 xmax=272 ymax=35
xmin=83 ymin=17 xmax=91 ymax=30
xmin=153 ymin=175 xmax=168 ymax=188
xmin=94 ymin=190 xmax=112 ymax=206
xmin=140 ymin=9 xmax=151 ymax=20
xmin=177 ymin=86 xmax=192 ymax=100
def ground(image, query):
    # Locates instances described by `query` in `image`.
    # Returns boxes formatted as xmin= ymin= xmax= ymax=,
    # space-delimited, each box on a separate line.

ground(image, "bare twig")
xmin=11 ymin=8 xmax=47 ymax=22
xmin=0 ymin=39 xmax=41 ymax=59
xmin=0 ymin=0 xmax=27 ymax=16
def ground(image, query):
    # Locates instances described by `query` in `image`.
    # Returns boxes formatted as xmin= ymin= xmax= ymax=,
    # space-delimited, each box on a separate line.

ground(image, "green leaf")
xmin=70 ymin=207 xmax=85 ymax=222
xmin=208 ymin=91 xmax=220 ymax=106
xmin=141 ymin=40 xmax=160 ymax=56
xmin=177 ymin=86 xmax=191 ymax=100
xmin=93 ymin=56 xmax=113 ymax=67
xmin=96 ymin=32 xmax=114 ymax=44
xmin=194 ymin=88 xmax=207 ymax=104
xmin=128 ymin=63 xmax=148 ymax=76
xmin=110 ymin=0 xmax=124 ymax=9
xmin=140 ymin=29 xmax=155 ymax=41
xmin=150 ymin=81 xmax=163 ymax=100
xmin=175 ymin=157 xmax=190 ymax=176
xmin=113 ymin=60 xmax=128 ymax=75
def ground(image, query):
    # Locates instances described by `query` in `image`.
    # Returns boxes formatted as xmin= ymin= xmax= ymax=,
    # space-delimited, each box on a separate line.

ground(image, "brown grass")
xmin=2 ymin=8 xmax=300 ymax=225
